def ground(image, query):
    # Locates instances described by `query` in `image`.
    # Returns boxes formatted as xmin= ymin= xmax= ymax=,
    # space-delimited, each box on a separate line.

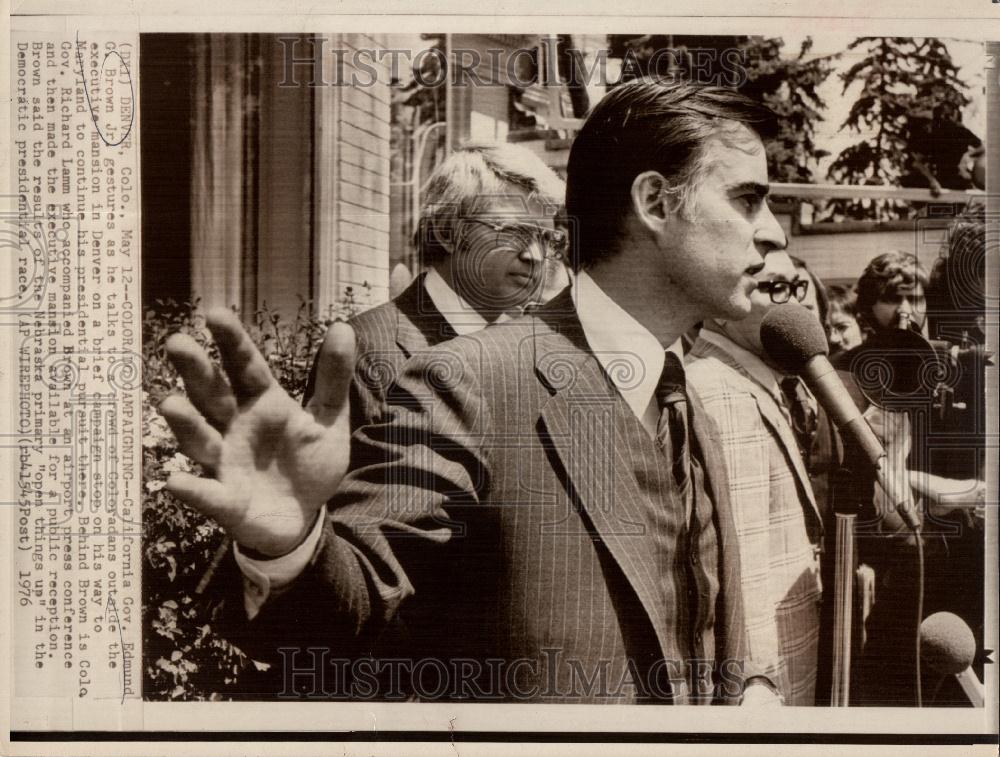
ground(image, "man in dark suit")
xmin=160 ymin=79 xmax=787 ymax=704
xmin=235 ymin=142 xmax=567 ymax=693
xmin=303 ymin=142 xmax=569 ymax=426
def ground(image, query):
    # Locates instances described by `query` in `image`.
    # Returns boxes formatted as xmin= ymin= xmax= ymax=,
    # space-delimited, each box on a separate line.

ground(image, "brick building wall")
xmin=329 ymin=35 xmax=392 ymax=310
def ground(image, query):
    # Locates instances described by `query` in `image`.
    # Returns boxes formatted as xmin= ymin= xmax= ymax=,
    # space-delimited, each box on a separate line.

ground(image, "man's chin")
xmin=720 ymin=295 xmax=754 ymax=322
xmin=507 ymin=282 xmax=542 ymax=302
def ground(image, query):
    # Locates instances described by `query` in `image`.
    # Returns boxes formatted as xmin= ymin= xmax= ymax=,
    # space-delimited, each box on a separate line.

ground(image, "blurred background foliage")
xmin=142 ymin=288 xmax=368 ymax=699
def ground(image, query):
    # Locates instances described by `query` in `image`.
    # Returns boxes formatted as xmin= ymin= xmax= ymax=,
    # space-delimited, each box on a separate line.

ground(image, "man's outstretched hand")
xmin=159 ymin=309 xmax=355 ymax=557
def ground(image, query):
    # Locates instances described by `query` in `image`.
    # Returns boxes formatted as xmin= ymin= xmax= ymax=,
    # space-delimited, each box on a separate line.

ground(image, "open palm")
xmin=159 ymin=309 xmax=355 ymax=556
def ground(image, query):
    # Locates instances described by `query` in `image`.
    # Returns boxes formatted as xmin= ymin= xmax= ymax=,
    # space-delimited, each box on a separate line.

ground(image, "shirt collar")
xmin=423 ymin=268 xmax=489 ymax=336
xmin=697 ymin=327 xmax=784 ymax=402
xmin=572 ymin=271 xmax=683 ymax=420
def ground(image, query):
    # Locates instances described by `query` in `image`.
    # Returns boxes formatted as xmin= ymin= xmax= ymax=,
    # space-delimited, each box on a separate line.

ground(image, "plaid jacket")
xmin=686 ymin=332 xmax=825 ymax=705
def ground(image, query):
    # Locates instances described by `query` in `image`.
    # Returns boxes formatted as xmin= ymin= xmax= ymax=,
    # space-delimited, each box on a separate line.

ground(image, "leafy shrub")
xmin=142 ymin=288 xmax=370 ymax=699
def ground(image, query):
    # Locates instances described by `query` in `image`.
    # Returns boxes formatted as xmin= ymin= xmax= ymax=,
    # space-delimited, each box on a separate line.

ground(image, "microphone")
xmin=920 ymin=612 xmax=984 ymax=707
xmin=760 ymin=304 xmax=920 ymax=531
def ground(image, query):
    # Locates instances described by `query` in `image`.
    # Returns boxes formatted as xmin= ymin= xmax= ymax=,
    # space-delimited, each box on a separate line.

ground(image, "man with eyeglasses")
xmin=303 ymin=142 xmax=568 ymax=426
xmin=222 ymin=143 xmax=567 ymax=693
xmin=159 ymin=80 xmax=787 ymax=704
xmin=685 ymin=250 xmax=824 ymax=705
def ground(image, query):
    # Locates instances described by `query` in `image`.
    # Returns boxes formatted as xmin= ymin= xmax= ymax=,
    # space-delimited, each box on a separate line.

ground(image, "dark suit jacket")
xmin=304 ymin=272 xmax=457 ymax=426
xmin=243 ymin=289 xmax=753 ymax=703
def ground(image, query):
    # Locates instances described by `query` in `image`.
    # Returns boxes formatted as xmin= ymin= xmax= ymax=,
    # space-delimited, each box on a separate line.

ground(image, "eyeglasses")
xmin=756 ymin=278 xmax=810 ymax=305
xmin=463 ymin=219 xmax=569 ymax=259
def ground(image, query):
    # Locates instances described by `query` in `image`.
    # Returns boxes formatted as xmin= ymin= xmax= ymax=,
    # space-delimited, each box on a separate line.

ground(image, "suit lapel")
xmin=693 ymin=338 xmax=823 ymax=530
xmin=393 ymin=273 xmax=457 ymax=355
xmin=533 ymin=294 xmax=673 ymax=659
xmin=749 ymin=380 xmax=823 ymax=526
xmin=688 ymin=391 xmax=731 ymax=531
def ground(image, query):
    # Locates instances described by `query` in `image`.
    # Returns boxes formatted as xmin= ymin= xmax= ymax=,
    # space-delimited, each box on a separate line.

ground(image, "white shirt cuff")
xmin=234 ymin=506 xmax=327 ymax=619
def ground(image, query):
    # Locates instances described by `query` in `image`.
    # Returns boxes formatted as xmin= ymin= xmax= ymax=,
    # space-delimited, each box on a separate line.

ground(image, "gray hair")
xmin=417 ymin=142 xmax=566 ymax=266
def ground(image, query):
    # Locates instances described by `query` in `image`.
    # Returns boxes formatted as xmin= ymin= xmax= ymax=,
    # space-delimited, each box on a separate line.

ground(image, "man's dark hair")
xmin=565 ymin=78 xmax=778 ymax=270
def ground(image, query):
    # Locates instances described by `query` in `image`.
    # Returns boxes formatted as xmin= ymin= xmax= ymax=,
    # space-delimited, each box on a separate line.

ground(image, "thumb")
xmin=306 ymin=320 xmax=357 ymax=426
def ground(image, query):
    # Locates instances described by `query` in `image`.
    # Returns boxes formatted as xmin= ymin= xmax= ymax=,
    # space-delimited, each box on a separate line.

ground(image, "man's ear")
xmin=630 ymin=171 xmax=674 ymax=236
xmin=426 ymin=206 xmax=457 ymax=256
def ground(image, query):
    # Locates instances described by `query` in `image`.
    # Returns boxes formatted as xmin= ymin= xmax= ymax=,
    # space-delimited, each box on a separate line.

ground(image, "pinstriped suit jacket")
xmin=251 ymin=288 xmax=753 ymax=703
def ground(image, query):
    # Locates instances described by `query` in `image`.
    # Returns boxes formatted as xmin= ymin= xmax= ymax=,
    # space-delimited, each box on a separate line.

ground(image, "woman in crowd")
xmin=825 ymin=284 xmax=864 ymax=358
xmin=847 ymin=249 xmax=985 ymax=706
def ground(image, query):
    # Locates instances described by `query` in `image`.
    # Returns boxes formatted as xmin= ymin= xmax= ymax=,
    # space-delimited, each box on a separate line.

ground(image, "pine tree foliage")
xmin=826 ymin=37 xmax=970 ymax=220
xmin=607 ymin=35 xmax=835 ymax=185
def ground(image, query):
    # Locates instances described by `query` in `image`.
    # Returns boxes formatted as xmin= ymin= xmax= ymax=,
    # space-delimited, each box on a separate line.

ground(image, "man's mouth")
xmin=745 ymin=261 xmax=766 ymax=277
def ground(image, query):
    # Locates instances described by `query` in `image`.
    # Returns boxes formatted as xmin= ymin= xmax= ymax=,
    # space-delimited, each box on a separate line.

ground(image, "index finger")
xmin=205 ymin=308 xmax=275 ymax=402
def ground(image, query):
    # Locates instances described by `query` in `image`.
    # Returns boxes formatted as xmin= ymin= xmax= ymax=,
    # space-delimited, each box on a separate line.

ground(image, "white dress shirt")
xmin=421 ymin=267 xmax=490 ymax=335
xmin=573 ymin=271 xmax=684 ymax=438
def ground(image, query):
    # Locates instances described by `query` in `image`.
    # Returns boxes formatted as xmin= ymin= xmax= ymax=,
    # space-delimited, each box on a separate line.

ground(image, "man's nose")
xmin=755 ymin=204 xmax=788 ymax=252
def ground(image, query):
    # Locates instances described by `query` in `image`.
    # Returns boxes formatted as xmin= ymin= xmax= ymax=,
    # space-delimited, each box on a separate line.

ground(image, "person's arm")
xmin=911 ymin=153 xmax=944 ymax=197
xmin=162 ymin=311 xmax=493 ymax=666
xmin=230 ymin=344 xmax=494 ymax=668
xmin=228 ymin=334 xmax=394 ymax=621
xmin=909 ymin=470 xmax=985 ymax=519
xmin=233 ymin=505 xmax=327 ymax=618
xmin=231 ymin=367 xmax=401 ymax=621
xmin=863 ymin=405 xmax=984 ymax=523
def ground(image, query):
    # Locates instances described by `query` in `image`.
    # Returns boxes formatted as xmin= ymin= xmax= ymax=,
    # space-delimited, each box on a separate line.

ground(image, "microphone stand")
xmin=830 ymin=491 xmax=861 ymax=706
xmin=829 ymin=314 xmax=931 ymax=707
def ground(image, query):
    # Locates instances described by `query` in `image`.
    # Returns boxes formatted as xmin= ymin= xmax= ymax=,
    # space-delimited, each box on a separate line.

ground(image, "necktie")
xmin=655 ymin=352 xmax=692 ymax=509
xmin=780 ymin=376 xmax=818 ymax=468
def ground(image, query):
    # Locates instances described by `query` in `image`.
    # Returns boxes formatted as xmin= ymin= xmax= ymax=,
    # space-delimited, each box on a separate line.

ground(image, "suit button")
xmin=689 ymin=552 xmax=699 ymax=566
xmin=694 ymin=632 xmax=703 ymax=648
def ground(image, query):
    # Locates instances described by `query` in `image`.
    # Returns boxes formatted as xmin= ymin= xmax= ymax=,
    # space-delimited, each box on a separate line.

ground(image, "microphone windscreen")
xmin=760 ymin=303 xmax=829 ymax=374
xmin=920 ymin=611 xmax=976 ymax=675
